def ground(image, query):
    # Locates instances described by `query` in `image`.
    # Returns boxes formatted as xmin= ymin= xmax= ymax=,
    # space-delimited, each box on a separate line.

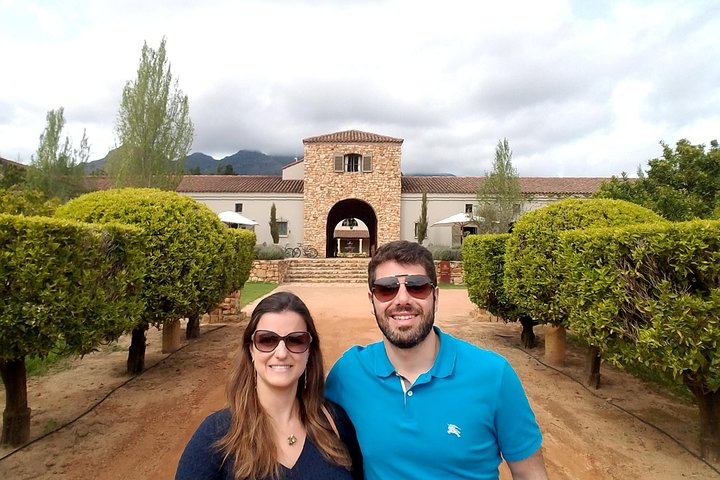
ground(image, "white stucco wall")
xmin=182 ymin=192 xmax=304 ymax=246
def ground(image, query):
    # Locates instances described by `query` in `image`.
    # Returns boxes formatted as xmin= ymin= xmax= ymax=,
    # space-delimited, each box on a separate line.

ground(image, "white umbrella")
xmin=430 ymin=212 xmax=483 ymax=227
xmin=218 ymin=210 xmax=259 ymax=226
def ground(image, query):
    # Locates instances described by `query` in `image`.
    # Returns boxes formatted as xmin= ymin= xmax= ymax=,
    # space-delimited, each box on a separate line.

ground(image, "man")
xmin=326 ymin=240 xmax=547 ymax=479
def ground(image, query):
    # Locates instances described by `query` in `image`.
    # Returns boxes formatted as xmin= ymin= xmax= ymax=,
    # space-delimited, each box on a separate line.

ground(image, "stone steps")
xmin=284 ymin=258 xmax=370 ymax=284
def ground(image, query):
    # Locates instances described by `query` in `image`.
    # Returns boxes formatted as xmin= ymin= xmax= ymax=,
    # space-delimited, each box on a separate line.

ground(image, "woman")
xmin=176 ymin=291 xmax=362 ymax=479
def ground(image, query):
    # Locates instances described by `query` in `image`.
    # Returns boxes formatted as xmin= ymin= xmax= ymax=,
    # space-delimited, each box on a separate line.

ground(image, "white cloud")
xmin=1 ymin=0 xmax=718 ymax=176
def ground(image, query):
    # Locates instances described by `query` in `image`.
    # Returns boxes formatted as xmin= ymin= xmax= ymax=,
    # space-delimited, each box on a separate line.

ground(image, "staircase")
xmin=283 ymin=258 xmax=370 ymax=284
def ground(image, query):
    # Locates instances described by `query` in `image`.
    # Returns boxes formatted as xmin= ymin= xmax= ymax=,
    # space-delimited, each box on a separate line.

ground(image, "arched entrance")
xmin=325 ymin=199 xmax=377 ymax=258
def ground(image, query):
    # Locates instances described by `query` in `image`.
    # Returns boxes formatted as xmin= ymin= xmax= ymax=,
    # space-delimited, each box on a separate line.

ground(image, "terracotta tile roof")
xmin=282 ymin=158 xmax=304 ymax=169
xmin=303 ymin=130 xmax=404 ymax=144
xmin=0 ymin=157 xmax=28 ymax=169
xmin=84 ymin=175 xmax=304 ymax=194
xmin=401 ymin=176 xmax=606 ymax=195
xmin=177 ymin=175 xmax=303 ymax=193
xmin=83 ymin=175 xmax=604 ymax=195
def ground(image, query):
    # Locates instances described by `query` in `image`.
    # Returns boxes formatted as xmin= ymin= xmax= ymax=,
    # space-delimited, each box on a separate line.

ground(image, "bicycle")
xmin=296 ymin=243 xmax=318 ymax=258
xmin=284 ymin=243 xmax=300 ymax=258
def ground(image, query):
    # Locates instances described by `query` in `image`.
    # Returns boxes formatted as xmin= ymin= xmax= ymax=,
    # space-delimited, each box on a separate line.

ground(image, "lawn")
xmin=240 ymin=282 xmax=278 ymax=306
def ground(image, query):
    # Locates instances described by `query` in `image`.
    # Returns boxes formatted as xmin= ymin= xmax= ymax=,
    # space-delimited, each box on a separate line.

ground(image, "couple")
xmin=176 ymin=240 xmax=547 ymax=479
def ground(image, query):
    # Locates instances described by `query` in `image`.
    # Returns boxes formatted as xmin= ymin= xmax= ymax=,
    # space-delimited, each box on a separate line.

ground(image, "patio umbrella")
xmin=431 ymin=212 xmax=484 ymax=244
xmin=430 ymin=212 xmax=483 ymax=228
xmin=217 ymin=210 xmax=259 ymax=226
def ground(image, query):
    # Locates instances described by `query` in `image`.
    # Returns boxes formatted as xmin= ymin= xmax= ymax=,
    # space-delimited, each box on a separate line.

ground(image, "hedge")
xmin=504 ymin=198 xmax=665 ymax=326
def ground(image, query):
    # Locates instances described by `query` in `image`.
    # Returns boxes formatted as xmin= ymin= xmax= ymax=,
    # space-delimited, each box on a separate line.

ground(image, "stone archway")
xmin=325 ymin=199 xmax=377 ymax=258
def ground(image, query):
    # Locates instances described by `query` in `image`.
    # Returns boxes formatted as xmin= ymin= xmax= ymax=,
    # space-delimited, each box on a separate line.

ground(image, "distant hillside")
xmin=85 ymin=150 xmax=300 ymax=175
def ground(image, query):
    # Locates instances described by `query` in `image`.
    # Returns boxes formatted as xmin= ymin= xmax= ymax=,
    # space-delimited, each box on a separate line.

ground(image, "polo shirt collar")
xmin=372 ymin=326 xmax=456 ymax=379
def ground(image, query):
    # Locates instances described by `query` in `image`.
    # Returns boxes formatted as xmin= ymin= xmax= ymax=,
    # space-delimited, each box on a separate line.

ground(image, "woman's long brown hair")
xmin=215 ymin=291 xmax=351 ymax=479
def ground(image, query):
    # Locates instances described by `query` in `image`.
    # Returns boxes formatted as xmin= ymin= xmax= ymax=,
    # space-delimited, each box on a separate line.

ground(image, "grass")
xmin=26 ymin=344 xmax=73 ymax=378
xmin=240 ymin=282 xmax=278 ymax=306
xmin=438 ymin=283 xmax=467 ymax=290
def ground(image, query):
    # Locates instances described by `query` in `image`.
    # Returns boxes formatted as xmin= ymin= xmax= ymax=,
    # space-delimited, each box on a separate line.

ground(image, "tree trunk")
xmin=519 ymin=315 xmax=536 ymax=349
xmin=685 ymin=380 xmax=720 ymax=463
xmin=186 ymin=313 xmax=200 ymax=339
xmin=544 ymin=324 xmax=566 ymax=367
xmin=0 ymin=358 xmax=31 ymax=446
xmin=586 ymin=345 xmax=601 ymax=389
xmin=127 ymin=324 xmax=148 ymax=374
xmin=162 ymin=319 xmax=181 ymax=353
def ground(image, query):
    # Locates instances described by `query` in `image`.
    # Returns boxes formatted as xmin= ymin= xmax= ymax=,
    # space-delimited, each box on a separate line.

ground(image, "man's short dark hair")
xmin=368 ymin=240 xmax=436 ymax=289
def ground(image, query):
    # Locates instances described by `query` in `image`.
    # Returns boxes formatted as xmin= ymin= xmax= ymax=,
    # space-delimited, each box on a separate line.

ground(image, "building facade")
xmin=181 ymin=130 xmax=605 ymax=256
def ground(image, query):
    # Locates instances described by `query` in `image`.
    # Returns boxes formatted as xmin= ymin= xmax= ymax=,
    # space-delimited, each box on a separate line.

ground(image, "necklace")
xmin=287 ymin=434 xmax=297 ymax=446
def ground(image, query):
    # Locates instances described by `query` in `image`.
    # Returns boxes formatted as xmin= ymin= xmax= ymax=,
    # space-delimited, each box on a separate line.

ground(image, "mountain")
xmin=85 ymin=150 xmax=300 ymax=175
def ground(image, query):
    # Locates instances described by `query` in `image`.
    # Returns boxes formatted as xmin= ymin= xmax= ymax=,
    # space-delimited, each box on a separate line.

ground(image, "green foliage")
xmin=107 ymin=37 xmax=194 ymax=190
xmin=428 ymin=245 xmax=462 ymax=261
xmin=0 ymin=162 xmax=27 ymax=188
xmin=0 ymin=187 xmax=59 ymax=216
xmin=417 ymin=191 xmax=428 ymax=244
xmin=0 ymin=214 xmax=145 ymax=361
xmin=463 ymin=234 xmax=523 ymax=320
xmin=25 ymin=108 xmax=89 ymax=202
xmin=476 ymin=138 xmax=523 ymax=234
xmin=255 ymin=244 xmax=285 ymax=260
xmin=225 ymin=228 xmax=256 ymax=293
xmin=56 ymin=188 xmax=229 ymax=327
xmin=595 ymin=139 xmax=720 ymax=221
xmin=269 ymin=203 xmax=279 ymax=244
xmin=504 ymin=198 xmax=665 ymax=326
xmin=559 ymin=220 xmax=720 ymax=394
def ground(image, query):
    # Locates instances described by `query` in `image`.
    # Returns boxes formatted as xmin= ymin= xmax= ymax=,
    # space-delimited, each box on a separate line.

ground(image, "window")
xmin=414 ymin=222 xmax=419 ymax=238
xmin=465 ymin=204 xmax=474 ymax=214
xmin=345 ymin=153 xmax=360 ymax=172
xmin=513 ymin=203 xmax=521 ymax=215
xmin=334 ymin=153 xmax=370 ymax=172
xmin=278 ymin=221 xmax=288 ymax=237
xmin=235 ymin=203 xmax=243 ymax=213
xmin=362 ymin=154 xmax=373 ymax=172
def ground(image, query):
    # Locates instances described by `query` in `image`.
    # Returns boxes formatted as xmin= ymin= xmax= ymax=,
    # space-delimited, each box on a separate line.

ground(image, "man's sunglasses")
xmin=371 ymin=274 xmax=436 ymax=302
xmin=251 ymin=330 xmax=313 ymax=353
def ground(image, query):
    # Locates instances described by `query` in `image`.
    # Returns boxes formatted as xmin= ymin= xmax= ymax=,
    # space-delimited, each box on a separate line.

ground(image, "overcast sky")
xmin=1 ymin=0 xmax=718 ymax=177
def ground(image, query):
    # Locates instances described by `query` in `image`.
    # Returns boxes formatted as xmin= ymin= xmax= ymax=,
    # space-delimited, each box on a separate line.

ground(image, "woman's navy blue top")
xmin=175 ymin=401 xmax=362 ymax=480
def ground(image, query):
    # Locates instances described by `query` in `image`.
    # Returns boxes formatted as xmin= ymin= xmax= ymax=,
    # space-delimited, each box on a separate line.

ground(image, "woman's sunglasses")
xmin=251 ymin=330 xmax=313 ymax=353
xmin=371 ymin=274 xmax=436 ymax=302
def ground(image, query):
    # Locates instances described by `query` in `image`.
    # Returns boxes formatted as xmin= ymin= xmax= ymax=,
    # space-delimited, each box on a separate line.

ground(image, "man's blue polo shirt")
xmin=325 ymin=327 xmax=542 ymax=480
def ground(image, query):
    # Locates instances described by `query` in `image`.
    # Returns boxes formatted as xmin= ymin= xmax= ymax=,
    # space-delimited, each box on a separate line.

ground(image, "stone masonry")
xmin=302 ymin=131 xmax=403 ymax=255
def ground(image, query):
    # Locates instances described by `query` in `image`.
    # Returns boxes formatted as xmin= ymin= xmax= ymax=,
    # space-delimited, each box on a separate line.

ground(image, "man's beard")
xmin=374 ymin=298 xmax=435 ymax=349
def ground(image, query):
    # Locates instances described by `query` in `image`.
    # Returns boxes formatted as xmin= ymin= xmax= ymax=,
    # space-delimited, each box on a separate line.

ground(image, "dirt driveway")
xmin=1 ymin=284 xmax=718 ymax=479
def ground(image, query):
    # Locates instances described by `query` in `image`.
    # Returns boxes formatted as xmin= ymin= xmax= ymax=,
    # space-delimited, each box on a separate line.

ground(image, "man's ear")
xmin=433 ymin=287 xmax=440 ymax=312
xmin=368 ymin=290 xmax=374 ymax=315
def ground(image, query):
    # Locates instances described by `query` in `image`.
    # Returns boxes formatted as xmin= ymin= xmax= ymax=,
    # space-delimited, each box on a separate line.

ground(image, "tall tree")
xmin=595 ymin=139 xmax=720 ymax=221
xmin=107 ymin=37 xmax=194 ymax=190
xmin=416 ymin=191 xmax=428 ymax=244
xmin=476 ymin=138 xmax=523 ymax=234
xmin=25 ymin=108 xmax=89 ymax=202
xmin=269 ymin=203 xmax=279 ymax=244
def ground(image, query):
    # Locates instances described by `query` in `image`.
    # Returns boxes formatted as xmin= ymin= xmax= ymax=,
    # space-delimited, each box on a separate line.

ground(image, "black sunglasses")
xmin=251 ymin=330 xmax=313 ymax=353
xmin=371 ymin=274 xmax=435 ymax=302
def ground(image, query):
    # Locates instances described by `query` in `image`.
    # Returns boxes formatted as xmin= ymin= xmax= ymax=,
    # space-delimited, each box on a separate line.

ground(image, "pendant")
xmin=287 ymin=434 xmax=297 ymax=446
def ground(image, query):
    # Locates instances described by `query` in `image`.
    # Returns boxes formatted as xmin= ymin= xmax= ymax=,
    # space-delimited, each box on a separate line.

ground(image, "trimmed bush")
xmin=560 ymin=220 xmax=720 ymax=461
xmin=463 ymin=234 xmax=521 ymax=320
xmin=255 ymin=244 xmax=285 ymax=260
xmin=504 ymin=198 xmax=665 ymax=326
xmin=56 ymin=188 xmax=233 ymax=372
xmin=0 ymin=213 xmax=145 ymax=445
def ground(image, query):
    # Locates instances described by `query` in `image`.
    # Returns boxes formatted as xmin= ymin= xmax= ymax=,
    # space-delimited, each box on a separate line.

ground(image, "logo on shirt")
xmin=447 ymin=424 xmax=461 ymax=437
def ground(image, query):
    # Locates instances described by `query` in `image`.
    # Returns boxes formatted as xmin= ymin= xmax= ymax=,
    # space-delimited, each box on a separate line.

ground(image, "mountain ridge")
xmin=85 ymin=149 xmax=300 ymax=175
